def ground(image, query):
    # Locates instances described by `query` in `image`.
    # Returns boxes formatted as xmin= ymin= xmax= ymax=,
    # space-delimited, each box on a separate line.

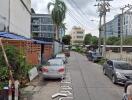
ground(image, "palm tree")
xmin=47 ymin=0 xmax=67 ymax=40
xmin=59 ymin=23 xmax=67 ymax=41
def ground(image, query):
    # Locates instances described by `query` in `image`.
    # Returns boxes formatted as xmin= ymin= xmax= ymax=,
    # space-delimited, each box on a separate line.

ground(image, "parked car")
xmin=103 ymin=60 xmax=132 ymax=84
xmin=42 ymin=59 xmax=65 ymax=79
xmin=56 ymin=54 xmax=67 ymax=63
xmin=64 ymin=50 xmax=70 ymax=57
xmin=86 ymin=51 xmax=102 ymax=62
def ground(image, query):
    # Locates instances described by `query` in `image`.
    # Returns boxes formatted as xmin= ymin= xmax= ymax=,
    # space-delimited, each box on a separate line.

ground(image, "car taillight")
xmin=42 ymin=68 xmax=48 ymax=72
xmin=58 ymin=67 xmax=64 ymax=72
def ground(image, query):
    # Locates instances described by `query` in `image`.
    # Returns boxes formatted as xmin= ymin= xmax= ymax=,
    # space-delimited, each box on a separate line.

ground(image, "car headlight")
xmin=116 ymin=72 xmax=126 ymax=79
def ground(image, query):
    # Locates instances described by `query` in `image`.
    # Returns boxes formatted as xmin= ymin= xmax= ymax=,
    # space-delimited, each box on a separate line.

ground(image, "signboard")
xmin=28 ymin=67 xmax=38 ymax=81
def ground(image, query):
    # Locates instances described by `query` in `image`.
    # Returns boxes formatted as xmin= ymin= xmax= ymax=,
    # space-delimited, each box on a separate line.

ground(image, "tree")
xmin=84 ymin=33 xmax=92 ymax=45
xmin=62 ymin=35 xmax=71 ymax=45
xmin=106 ymin=36 xmax=120 ymax=45
xmin=84 ymin=33 xmax=98 ymax=45
xmin=91 ymin=36 xmax=98 ymax=45
xmin=123 ymin=37 xmax=132 ymax=45
xmin=48 ymin=0 xmax=67 ymax=40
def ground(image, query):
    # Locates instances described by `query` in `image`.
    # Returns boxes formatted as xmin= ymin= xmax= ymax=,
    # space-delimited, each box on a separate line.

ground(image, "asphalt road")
xmin=68 ymin=52 xmax=123 ymax=100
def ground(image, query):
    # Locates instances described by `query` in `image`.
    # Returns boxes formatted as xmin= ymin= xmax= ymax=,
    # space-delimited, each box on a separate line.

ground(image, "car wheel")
xmin=112 ymin=75 xmax=117 ymax=84
xmin=103 ymin=69 xmax=106 ymax=75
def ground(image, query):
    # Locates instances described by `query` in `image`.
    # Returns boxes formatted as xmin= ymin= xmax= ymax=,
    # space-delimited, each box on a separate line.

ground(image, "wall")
xmin=43 ymin=45 xmax=53 ymax=61
xmin=54 ymin=41 xmax=62 ymax=55
xmin=0 ymin=0 xmax=31 ymax=38
xmin=0 ymin=0 xmax=9 ymax=31
xmin=10 ymin=0 xmax=31 ymax=38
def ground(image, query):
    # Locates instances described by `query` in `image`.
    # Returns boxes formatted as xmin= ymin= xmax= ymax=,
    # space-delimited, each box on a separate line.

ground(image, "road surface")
xmin=68 ymin=52 xmax=123 ymax=100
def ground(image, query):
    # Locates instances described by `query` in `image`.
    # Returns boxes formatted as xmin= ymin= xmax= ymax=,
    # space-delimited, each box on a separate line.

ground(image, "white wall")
xmin=0 ymin=0 xmax=9 ymax=31
xmin=0 ymin=0 xmax=31 ymax=38
xmin=10 ymin=0 xmax=31 ymax=38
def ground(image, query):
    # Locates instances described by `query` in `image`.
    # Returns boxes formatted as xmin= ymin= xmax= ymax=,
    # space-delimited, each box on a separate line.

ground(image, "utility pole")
xmin=120 ymin=4 xmax=132 ymax=59
xmin=95 ymin=0 xmax=112 ymax=58
xmin=94 ymin=3 xmax=103 ymax=54
xmin=98 ymin=13 xmax=102 ymax=54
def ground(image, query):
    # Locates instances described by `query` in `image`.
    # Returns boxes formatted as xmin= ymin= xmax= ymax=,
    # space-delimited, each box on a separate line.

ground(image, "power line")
xmin=66 ymin=0 xmax=91 ymax=26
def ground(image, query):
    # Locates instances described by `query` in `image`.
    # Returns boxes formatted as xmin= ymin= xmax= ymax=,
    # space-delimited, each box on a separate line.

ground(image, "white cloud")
xmin=31 ymin=0 xmax=132 ymax=36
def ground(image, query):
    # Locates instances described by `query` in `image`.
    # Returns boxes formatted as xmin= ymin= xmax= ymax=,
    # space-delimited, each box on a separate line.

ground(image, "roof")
xmin=0 ymin=32 xmax=28 ymax=40
xmin=0 ymin=32 xmax=52 ymax=44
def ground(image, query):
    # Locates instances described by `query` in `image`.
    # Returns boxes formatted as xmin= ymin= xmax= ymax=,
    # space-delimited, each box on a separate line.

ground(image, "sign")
xmin=28 ymin=67 xmax=38 ymax=81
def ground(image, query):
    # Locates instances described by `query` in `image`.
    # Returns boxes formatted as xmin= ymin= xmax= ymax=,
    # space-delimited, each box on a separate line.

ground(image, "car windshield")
xmin=115 ymin=62 xmax=132 ymax=70
xmin=92 ymin=52 xmax=101 ymax=56
xmin=48 ymin=60 xmax=62 ymax=66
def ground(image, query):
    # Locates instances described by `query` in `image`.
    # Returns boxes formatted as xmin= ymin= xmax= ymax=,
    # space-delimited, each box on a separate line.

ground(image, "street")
xmin=68 ymin=52 xmax=123 ymax=100
xmin=30 ymin=51 xmax=124 ymax=100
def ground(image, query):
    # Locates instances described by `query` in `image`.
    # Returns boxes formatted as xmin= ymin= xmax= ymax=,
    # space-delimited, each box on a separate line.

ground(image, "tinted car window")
xmin=107 ymin=61 xmax=113 ymax=66
xmin=115 ymin=62 xmax=132 ymax=70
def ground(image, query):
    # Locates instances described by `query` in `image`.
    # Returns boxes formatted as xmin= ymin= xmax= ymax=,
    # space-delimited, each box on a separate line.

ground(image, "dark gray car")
xmin=103 ymin=60 xmax=132 ymax=84
xmin=86 ymin=52 xmax=102 ymax=62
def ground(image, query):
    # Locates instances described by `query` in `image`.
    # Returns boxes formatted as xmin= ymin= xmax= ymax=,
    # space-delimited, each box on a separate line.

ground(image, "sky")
xmin=31 ymin=0 xmax=132 ymax=36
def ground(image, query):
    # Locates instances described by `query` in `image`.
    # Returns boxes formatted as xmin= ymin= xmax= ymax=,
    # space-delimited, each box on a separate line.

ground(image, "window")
xmin=77 ymin=32 xmax=83 ymax=34
xmin=77 ymin=36 xmax=83 ymax=39
xmin=41 ymin=25 xmax=54 ymax=32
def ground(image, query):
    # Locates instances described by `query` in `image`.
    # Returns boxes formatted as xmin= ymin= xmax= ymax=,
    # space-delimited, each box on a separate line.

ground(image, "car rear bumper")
xmin=43 ymin=73 xmax=65 ymax=79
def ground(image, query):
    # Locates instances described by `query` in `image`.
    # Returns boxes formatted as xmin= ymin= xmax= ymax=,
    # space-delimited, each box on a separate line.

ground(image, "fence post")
xmin=15 ymin=80 xmax=19 ymax=100
xmin=8 ymin=80 xmax=12 ymax=100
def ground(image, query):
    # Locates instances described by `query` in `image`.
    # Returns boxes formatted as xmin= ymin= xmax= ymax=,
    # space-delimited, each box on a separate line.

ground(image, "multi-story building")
xmin=70 ymin=26 xmax=85 ymax=45
xmin=123 ymin=11 xmax=132 ymax=37
xmin=101 ymin=14 xmax=122 ymax=38
xmin=0 ymin=0 xmax=31 ymax=38
xmin=31 ymin=14 xmax=55 ymax=40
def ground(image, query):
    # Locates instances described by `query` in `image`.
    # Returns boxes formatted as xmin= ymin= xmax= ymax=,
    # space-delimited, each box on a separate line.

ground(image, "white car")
xmin=42 ymin=59 xmax=66 ymax=79
xmin=56 ymin=54 xmax=67 ymax=63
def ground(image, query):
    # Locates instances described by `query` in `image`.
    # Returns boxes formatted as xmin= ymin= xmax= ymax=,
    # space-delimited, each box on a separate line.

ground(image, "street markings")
xmin=59 ymin=72 xmax=74 ymax=100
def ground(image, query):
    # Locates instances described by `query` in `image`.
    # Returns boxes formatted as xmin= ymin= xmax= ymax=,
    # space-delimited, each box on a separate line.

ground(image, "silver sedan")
xmin=42 ymin=59 xmax=66 ymax=79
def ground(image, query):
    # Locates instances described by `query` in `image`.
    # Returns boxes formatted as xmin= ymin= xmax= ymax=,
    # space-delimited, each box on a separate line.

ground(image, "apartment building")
xmin=0 ymin=0 xmax=31 ymax=38
xmin=70 ymin=26 xmax=85 ymax=45
xmin=31 ymin=14 xmax=55 ymax=40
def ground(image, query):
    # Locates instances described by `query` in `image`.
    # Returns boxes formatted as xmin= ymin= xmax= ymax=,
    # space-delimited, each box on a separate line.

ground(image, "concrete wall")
xmin=0 ymin=0 xmax=9 ymax=31
xmin=0 ymin=0 xmax=31 ymax=38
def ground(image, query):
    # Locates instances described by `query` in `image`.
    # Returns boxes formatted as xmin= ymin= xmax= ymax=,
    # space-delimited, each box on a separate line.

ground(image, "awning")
xmin=0 ymin=32 xmax=52 ymax=44
xmin=0 ymin=32 xmax=28 ymax=40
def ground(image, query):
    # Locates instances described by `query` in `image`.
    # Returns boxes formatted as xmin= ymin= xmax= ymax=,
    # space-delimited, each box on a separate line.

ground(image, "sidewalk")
xmin=20 ymin=74 xmax=61 ymax=100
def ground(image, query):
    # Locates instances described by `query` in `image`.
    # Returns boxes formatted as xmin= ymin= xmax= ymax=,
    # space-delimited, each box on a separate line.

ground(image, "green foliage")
xmin=84 ymin=33 xmax=98 ymax=45
xmin=62 ymin=35 xmax=71 ymax=45
xmin=0 ymin=46 xmax=32 ymax=82
xmin=48 ymin=0 xmax=67 ymax=39
xmin=123 ymin=37 xmax=132 ymax=45
xmin=106 ymin=36 xmax=120 ymax=45
xmin=96 ymin=58 xmax=107 ymax=65
xmin=32 ymin=33 xmax=39 ymax=37
xmin=0 ymin=67 xmax=8 ymax=81
xmin=84 ymin=33 xmax=92 ymax=45
xmin=92 ymin=36 xmax=98 ymax=45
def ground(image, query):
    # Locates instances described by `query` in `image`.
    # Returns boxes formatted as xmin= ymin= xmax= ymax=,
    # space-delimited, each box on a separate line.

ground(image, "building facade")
xmin=101 ymin=14 xmax=121 ymax=38
xmin=0 ymin=0 xmax=31 ymax=38
xmin=123 ymin=12 xmax=132 ymax=37
xmin=31 ymin=14 xmax=55 ymax=39
xmin=70 ymin=26 xmax=85 ymax=45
